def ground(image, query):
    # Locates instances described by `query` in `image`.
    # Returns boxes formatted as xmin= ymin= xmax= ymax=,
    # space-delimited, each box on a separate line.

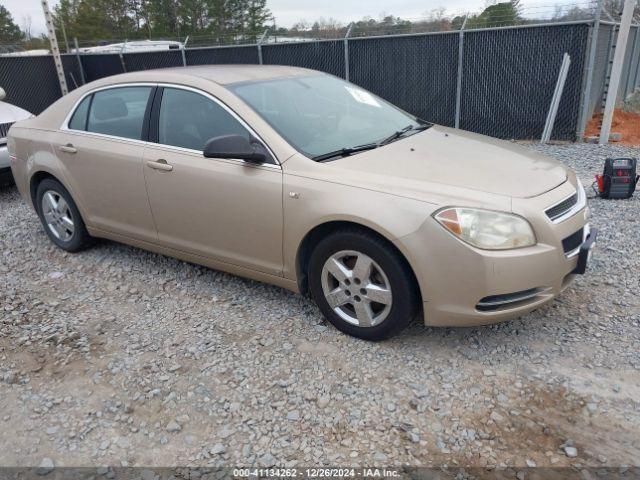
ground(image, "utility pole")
xmin=599 ymin=0 xmax=635 ymax=144
xmin=41 ymin=0 xmax=68 ymax=96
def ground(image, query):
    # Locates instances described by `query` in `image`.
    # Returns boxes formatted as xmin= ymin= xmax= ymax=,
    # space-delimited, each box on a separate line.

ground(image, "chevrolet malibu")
xmin=8 ymin=66 xmax=596 ymax=340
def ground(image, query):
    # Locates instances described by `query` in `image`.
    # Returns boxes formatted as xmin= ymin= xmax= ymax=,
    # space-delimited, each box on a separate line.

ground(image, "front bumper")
xmin=396 ymin=180 xmax=592 ymax=327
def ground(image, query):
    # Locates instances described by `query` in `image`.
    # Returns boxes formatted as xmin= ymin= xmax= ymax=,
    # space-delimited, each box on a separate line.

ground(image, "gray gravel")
xmin=1 ymin=143 xmax=639 ymax=468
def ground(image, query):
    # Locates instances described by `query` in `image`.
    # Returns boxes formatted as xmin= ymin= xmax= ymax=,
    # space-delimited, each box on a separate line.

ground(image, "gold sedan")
xmin=8 ymin=66 xmax=595 ymax=340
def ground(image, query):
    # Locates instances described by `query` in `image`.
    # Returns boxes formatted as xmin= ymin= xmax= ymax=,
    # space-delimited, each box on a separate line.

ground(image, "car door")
xmin=56 ymin=85 xmax=158 ymax=242
xmin=143 ymin=86 xmax=283 ymax=276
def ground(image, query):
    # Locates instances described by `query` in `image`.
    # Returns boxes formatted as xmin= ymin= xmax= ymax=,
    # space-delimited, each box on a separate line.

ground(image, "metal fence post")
xmin=181 ymin=36 xmax=189 ymax=67
xmin=541 ymin=53 xmax=571 ymax=143
xmin=344 ymin=23 xmax=353 ymax=82
xmin=119 ymin=41 xmax=127 ymax=72
xmin=624 ymin=26 xmax=639 ymax=97
xmin=257 ymin=29 xmax=269 ymax=65
xmin=454 ymin=15 xmax=468 ymax=129
xmin=577 ymin=0 xmax=604 ymax=141
xmin=634 ymin=26 xmax=640 ymax=90
xmin=73 ymin=37 xmax=85 ymax=85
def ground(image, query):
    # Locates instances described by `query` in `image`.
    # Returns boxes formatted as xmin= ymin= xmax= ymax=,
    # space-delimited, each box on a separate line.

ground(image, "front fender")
xmin=282 ymin=171 xmax=437 ymax=284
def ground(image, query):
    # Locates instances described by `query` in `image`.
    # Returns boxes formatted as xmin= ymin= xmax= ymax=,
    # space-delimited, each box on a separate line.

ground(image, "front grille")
xmin=546 ymin=193 xmax=578 ymax=221
xmin=562 ymin=227 xmax=584 ymax=254
xmin=0 ymin=122 xmax=13 ymax=139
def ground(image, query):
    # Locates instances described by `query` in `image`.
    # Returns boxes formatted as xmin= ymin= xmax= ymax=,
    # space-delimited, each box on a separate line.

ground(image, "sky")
xmin=4 ymin=0 xmax=568 ymax=37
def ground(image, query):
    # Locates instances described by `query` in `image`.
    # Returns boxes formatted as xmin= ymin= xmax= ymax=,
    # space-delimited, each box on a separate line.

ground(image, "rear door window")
xmin=86 ymin=87 xmax=152 ymax=140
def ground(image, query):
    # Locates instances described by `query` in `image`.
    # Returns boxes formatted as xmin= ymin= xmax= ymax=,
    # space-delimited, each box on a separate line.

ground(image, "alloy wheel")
xmin=320 ymin=250 xmax=393 ymax=327
xmin=42 ymin=190 xmax=75 ymax=242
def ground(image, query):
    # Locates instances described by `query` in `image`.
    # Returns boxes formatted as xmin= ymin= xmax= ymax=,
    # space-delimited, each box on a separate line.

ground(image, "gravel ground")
xmin=1 ymin=143 xmax=639 ymax=471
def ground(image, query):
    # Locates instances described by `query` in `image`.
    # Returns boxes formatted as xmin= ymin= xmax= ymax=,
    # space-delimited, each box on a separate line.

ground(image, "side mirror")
xmin=0 ymin=87 xmax=6 ymax=101
xmin=203 ymin=134 xmax=266 ymax=164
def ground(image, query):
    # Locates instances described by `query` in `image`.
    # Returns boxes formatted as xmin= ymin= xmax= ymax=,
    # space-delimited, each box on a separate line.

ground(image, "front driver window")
xmin=158 ymin=88 xmax=250 ymax=152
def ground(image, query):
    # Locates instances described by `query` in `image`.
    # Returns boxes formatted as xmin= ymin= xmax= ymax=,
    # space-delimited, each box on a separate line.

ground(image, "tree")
xmin=451 ymin=15 xmax=466 ymax=30
xmin=179 ymin=0 xmax=208 ymax=34
xmin=467 ymin=1 xmax=521 ymax=29
xmin=424 ymin=8 xmax=451 ymax=31
xmin=0 ymin=5 xmax=23 ymax=43
xmin=145 ymin=0 xmax=181 ymax=37
xmin=603 ymin=0 xmax=640 ymax=18
xmin=245 ymin=0 xmax=272 ymax=40
xmin=54 ymin=0 xmax=78 ymax=41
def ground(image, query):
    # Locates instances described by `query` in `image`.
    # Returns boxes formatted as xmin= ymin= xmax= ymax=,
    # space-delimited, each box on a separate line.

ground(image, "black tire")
xmin=308 ymin=228 xmax=420 ymax=341
xmin=35 ymin=178 xmax=93 ymax=252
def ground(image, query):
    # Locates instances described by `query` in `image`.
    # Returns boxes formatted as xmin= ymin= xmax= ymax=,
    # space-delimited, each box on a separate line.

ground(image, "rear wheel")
xmin=308 ymin=229 xmax=420 ymax=340
xmin=36 ymin=178 xmax=92 ymax=252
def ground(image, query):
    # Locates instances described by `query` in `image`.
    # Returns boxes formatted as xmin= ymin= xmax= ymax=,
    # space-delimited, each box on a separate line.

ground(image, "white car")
xmin=0 ymin=87 xmax=33 ymax=185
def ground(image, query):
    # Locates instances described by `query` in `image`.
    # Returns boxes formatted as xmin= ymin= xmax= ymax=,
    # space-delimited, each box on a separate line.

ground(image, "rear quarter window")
xmin=68 ymin=95 xmax=91 ymax=131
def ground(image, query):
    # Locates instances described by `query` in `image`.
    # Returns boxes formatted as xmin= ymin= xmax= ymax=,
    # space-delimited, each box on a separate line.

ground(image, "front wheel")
xmin=308 ymin=229 xmax=420 ymax=340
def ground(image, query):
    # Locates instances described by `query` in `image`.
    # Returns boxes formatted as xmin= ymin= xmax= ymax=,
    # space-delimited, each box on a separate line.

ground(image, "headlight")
xmin=434 ymin=207 xmax=536 ymax=250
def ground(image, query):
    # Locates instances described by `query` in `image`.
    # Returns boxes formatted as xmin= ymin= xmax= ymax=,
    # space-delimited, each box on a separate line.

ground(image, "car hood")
xmin=331 ymin=125 xmax=568 ymax=199
xmin=0 ymin=101 xmax=33 ymax=124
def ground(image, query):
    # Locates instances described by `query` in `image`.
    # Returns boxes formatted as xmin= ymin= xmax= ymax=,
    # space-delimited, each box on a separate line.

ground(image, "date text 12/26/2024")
xmin=233 ymin=468 xmax=401 ymax=478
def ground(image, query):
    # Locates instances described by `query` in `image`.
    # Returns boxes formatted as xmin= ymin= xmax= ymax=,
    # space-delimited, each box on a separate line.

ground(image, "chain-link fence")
xmin=186 ymin=45 xmax=259 ymax=65
xmin=0 ymin=55 xmax=62 ymax=114
xmin=349 ymin=32 xmax=459 ymax=127
xmin=1 ymin=17 xmax=639 ymax=141
xmin=80 ymin=53 xmax=125 ymax=82
xmin=262 ymin=40 xmax=346 ymax=78
xmin=460 ymin=23 xmax=589 ymax=140
xmin=123 ymin=50 xmax=184 ymax=72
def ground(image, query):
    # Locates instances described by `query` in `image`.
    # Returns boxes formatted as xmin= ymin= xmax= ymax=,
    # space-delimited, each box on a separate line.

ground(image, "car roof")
xmin=97 ymin=65 xmax=318 ymax=86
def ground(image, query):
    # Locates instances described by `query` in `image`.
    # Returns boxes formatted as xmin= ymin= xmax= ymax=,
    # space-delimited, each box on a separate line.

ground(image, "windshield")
xmin=230 ymin=75 xmax=421 ymax=159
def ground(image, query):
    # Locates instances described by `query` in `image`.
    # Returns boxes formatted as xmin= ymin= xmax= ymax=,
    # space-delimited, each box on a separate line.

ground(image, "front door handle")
xmin=146 ymin=159 xmax=173 ymax=172
xmin=59 ymin=144 xmax=77 ymax=154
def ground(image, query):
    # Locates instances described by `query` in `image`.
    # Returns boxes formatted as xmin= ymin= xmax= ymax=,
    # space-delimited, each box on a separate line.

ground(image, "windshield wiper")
xmin=311 ymin=122 xmax=433 ymax=162
xmin=378 ymin=123 xmax=431 ymax=146
xmin=312 ymin=143 xmax=378 ymax=162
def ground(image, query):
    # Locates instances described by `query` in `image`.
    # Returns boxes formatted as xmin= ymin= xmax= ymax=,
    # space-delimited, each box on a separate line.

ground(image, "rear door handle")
xmin=59 ymin=144 xmax=77 ymax=154
xmin=146 ymin=159 xmax=173 ymax=172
